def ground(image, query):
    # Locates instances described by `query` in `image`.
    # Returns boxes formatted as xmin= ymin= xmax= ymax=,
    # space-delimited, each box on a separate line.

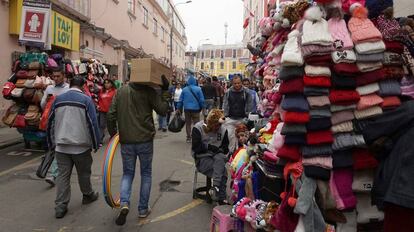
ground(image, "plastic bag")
xmin=168 ymin=112 xmax=185 ymax=133
xmin=36 ymin=150 xmax=55 ymax=178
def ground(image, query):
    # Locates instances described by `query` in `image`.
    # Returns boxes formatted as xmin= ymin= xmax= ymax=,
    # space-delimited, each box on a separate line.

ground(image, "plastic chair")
xmin=210 ymin=205 xmax=235 ymax=232
xmin=192 ymin=166 xmax=212 ymax=203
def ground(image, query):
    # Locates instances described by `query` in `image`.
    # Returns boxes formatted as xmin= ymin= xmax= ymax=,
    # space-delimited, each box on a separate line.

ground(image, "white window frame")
xmin=153 ymin=18 xmax=158 ymax=35
xmin=128 ymin=0 xmax=135 ymax=14
xmin=143 ymin=6 xmax=149 ymax=27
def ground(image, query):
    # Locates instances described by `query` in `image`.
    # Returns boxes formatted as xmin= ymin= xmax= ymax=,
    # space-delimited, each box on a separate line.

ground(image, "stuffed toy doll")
xmin=259 ymin=17 xmax=276 ymax=37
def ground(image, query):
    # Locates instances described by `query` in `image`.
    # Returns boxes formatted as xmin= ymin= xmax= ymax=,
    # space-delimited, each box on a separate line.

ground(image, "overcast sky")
xmin=173 ymin=0 xmax=244 ymax=51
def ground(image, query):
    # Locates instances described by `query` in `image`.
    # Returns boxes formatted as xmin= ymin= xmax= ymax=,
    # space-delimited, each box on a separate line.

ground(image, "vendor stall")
xmin=214 ymin=0 xmax=414 ymax=231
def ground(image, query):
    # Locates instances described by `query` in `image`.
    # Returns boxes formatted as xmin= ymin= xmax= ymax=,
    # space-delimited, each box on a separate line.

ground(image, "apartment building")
xmin=196 ymin=43 xmax=248 ymax=79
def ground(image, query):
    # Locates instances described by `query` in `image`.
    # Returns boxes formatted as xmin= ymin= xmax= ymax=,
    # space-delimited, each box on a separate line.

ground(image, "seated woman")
xmin=191 ymin=109 xmax=229 ymax=204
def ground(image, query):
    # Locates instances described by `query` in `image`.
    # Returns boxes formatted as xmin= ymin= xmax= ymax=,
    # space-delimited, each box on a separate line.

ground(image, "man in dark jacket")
xmin=212 ymin=76 xmax=224 ymax=108
xmin=47 ymin=77 xmax=100 ymax=219
xmin=177 ymin=72 xmax=205 ymax=143
xmin=201 ymin=77 xmax=217 ymax=117
xmin=222 ymin=75 xmax=253 ymax=152
xmin=107 ymin=76 xmax=170 ymax=225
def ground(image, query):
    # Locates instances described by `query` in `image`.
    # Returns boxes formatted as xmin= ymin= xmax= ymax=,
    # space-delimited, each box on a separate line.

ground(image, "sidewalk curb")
xmin=0 ymin=138 xmax=23 ymax=150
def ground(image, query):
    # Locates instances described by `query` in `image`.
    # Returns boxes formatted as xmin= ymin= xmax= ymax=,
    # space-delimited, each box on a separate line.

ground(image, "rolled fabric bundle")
xmin=356 ymin=71 xmax=387 ymax=87
xmin=283 ymin=111 xmax=310 ymax=124
xmin=356 ymin=61 xmax=383 ymax=72
xmin=284 ymin=134 xmax=307 ymax=145
xmin=304 ymin=86 xmax=330 ymax=96
xmin=281 ymin=123 xmax=307 ymax=135
xmin=383 ymin=52 xmax=403 ymax=66
xmin=331 ymin=110 xmax=355 ymax=125
xmin=310 ymin=108 xmax=332 ymax=118
xmin=304 ymin=75 xmax=332 ymax=87
xmin=305 ymin=65 xmax=331 ymax=77
xmin=279 ymin=66 xmax=305 ymax=81
xmin=307 ymin=130 xmax=334 ymax=145
xmin=354 ymin=41 xmax=386 ymax=55
xmin=307 ymin=95 xmax=331 ymax=108
xmin=352 ymin=148 xmax=378 ymax=170
xmin=356 ymin=82 xmax=379 ymax=96
xmin=332 ymin=150 xmax=353 ymax=169
xmin=331 ymin=73 xmax=357 ymax=89
xmin=333 ymin=63 xmax=360 ymax=76
xmin=302 ymin=44 xmax=334 ymax=58
xmin=378 ymin=79 xmax=402 ymax=96
xmin=332 ymin=50 xmax=357 ymax=64
xmin=281 ymin=94 xmax=310 ymax=112
xmin=356 ymin=52 xmax=384 ymax=62
xmin=332 ymin=121 xmax=354 ymax=134
xmin=331 ymin=104 xmax=357 ymax=112
xmin=302 ymin=144 xmax=333 ymax=157
xmin=383 ymin=66 xmax=405 ymax=79
xmin=277 ymin=144 xmax=301 ymax=161
xmin=307 ymin=117 xmax=332 ymax=131
xmin=329 ymin=90 xmax=361 ymax=105
xmin=279 ymin=78 xmax=304 ymax=94
xmin=381 ymin=96 xmax=401 ymax=109
xmin=356 ymin=94 xmax=384 ymax=110
xmin=354 ymin=106 xmax=383 ymax=119
xmin=332 ymin=133 xmax=365 ymax=151
xmin=305 ymin=54 xmax=333 ymax=67
xmin=303 ymin=156 xmax=333 ymax=169
xmin=384 ymin=40 xmax=404 ymax=53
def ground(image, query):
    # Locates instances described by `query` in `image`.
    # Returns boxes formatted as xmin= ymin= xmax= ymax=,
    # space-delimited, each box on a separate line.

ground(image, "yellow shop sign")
xmin=51 ymin=11 xmax=79 ymax=51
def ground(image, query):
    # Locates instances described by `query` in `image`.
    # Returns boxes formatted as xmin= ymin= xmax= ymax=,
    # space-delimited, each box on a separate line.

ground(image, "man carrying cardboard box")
xmin=107 ymin=75 xmax=170 ymax=225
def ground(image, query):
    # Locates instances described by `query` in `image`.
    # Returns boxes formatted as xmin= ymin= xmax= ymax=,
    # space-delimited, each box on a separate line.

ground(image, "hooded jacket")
xmin=107 ymin=83 xmax=170 ymax=144
xmin=177 ymin=75 xmax=205 ymax=112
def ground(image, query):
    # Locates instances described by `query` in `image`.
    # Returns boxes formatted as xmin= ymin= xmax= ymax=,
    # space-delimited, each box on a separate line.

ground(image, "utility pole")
xmin=224 ymin=22 xmax=228 ymax=45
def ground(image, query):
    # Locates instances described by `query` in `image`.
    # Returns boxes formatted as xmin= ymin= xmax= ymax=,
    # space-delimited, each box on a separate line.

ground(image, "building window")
xmin=210 ymin=50 xmax=214 ymax=59
xmin=161 ymin=26 xmax=165 ymax=41
xmin=220 ymin=50 xmax=224 ymax=59
xmin=210 ymin=62 xmax=214 ymax=70
xmin=201 ymin=51 xmax=204 ymax=59
xmin=232 ymin=61 xmax=237 ymax=69
xmin=153 ymin=18 xmax=158 ymax=35
xmin=201 ymin=62 xmax=204 ymax=69
xmin=232 ymin=49 xmax=237 ymax=58
xmin=220 ymin=62 xmax=224 ymax=69
xmin=128 ymin=0 xmax=135 ymax=14
xmin=143 ymin=7 xmax=148 ymax=27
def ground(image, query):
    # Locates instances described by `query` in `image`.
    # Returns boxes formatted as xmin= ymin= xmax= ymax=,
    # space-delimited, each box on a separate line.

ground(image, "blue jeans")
xmin=158 ymin=115 xmax=167 ymax=129
xmin=120 ymin=142 xmax=153 ymax=212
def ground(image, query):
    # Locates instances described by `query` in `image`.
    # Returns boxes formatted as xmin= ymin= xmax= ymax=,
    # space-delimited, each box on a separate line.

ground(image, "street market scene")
xmin=1 ymin=0 xmax=414 ymax=231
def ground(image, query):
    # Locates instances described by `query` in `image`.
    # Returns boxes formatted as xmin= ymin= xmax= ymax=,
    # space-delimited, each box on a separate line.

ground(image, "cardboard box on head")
xmin=130 ymin=58 xmax=172 ymax=86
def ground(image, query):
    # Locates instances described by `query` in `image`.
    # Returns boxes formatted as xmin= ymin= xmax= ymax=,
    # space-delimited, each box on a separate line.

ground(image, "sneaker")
xmin=55 ymin=208 xmax=68 ymax=219
xmin=138 ymin=208 xmax=152 ymax=218
xmin=186 ymin=137 xmax=191 ymax=143
xmin=45 ymin=176 xmax=56 ymax=187
xmin=209 ymin=186 xmax=220 ymax=201
xmin=115 ymin=205 xmax=129 ymax=226
xmin=162 ymin=128 xmax=167 ymax=132
xmin=158 ymin=128 xmax=162 ymax=131
xmin=82 ymin=191 xmax=99 ymax=205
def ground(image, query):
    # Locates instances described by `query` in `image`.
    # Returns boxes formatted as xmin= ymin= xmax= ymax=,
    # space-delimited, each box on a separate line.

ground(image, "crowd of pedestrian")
xmin=44 ymin=66 xmax=264 ymax=226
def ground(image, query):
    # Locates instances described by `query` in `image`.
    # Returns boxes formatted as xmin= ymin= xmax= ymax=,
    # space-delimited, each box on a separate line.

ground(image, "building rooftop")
xmin=198 ymin=43 xmax=245 ymax=50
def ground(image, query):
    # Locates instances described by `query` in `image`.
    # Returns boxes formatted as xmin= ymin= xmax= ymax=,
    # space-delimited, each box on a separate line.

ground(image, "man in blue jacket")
xmin=177 ymin=70 xmax=205 ymax=143
xmin=47 ymin=76 xmax=100 ymax=219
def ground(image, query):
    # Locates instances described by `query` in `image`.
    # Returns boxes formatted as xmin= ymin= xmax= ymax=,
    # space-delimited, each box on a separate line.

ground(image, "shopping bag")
xmin=36 ymin=150 xmax=55 ymax=178
xmin=168 ymin=112 xmax=185 ymax=133
xmin=39 ymin=95 xmax=55 ymax=131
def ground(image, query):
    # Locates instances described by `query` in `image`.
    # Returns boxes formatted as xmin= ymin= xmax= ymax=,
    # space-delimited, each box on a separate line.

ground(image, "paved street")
xmin=0 ymin=130 xmax=213 ymax=232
